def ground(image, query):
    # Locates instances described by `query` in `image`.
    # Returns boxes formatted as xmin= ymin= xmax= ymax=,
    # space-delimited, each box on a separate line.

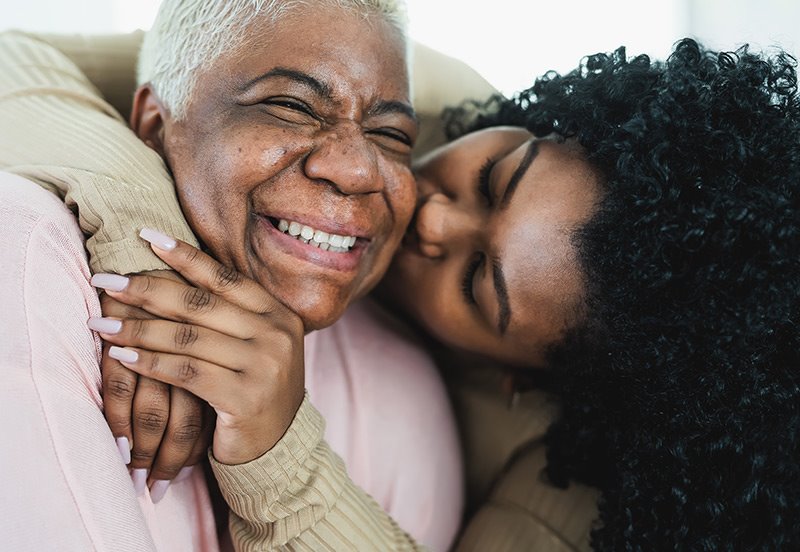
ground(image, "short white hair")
xmin=138 ymin=0 xmax=409 ymax=120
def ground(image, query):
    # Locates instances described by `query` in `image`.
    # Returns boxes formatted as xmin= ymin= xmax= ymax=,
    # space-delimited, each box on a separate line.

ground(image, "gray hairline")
xmin=137 ymin=0 xmax=411 ymax=120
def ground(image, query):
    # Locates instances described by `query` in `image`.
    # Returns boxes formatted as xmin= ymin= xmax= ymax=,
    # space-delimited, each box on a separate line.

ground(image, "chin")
xmin=284 ymin=290 xmax=351 ymax=333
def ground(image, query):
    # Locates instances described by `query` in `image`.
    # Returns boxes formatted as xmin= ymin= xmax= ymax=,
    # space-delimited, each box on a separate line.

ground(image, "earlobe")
xmin=130 ymin=84 xmax=168 ymax=155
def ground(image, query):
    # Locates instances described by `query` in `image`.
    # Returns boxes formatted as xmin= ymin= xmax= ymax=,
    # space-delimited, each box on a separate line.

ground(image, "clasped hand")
xmin=88 ymin=230 xmax=306 ymax=499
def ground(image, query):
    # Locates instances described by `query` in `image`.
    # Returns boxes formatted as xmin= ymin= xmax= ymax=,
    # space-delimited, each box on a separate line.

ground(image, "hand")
xmin=90 ymin=230 xmax=306 ymax=465
xmin=91 ymin=269 xmax=214 ymax=499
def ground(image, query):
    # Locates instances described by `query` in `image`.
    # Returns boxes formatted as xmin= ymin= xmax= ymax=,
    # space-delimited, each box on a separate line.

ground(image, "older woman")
xmin=0 ymin=1 xmax=470 ymax=550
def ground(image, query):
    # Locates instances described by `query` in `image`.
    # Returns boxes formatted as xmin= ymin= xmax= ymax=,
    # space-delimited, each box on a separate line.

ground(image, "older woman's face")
xmin=150 ymin=7 xmax=417 ymax=330
xmin=379 ymin=128 xmax=602 ymax=366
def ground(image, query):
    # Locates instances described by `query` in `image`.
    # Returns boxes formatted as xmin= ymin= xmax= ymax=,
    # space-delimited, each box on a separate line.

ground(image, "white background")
xmin=1 ymin=0 xmax=798 ymax=96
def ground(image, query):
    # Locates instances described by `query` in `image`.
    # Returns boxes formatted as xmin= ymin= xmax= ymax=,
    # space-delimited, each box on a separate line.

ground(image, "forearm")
xmin=0 ymin=30 xmax=198 ymax=274
xmin=211 ymin=397 xmax=427 ymax=551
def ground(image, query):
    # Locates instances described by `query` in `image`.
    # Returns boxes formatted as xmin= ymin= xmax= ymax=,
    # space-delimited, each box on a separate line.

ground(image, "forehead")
xmin=219 ymin=5 xmax=410 ymax=102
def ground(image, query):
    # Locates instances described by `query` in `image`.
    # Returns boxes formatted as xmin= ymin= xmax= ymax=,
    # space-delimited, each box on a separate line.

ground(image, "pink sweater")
xmin=0 ymin=172 xmax=462 ymax=551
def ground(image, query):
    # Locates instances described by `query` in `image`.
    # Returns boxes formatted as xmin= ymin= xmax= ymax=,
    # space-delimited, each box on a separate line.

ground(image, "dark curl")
xmin=448 ymin=39 xmax=800 ymax=550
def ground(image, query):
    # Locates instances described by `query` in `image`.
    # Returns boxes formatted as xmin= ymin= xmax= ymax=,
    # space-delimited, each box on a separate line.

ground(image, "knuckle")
xmin=135 ymin=408 xmax=168 ymax=433
xmin=178 ymin=359 xmax=199 ymax=383
xmin=183 ymin=287 xmax=212 ymax=312
xmin=130 ymin=319 xmax=148 ymax=343
xmin=104 ymin=375 xmax=136 ymax=401
xmin=138 ymin=275 xmax=155 ymax=294
xmin=184 ymin=246 xmax=201 ymax=265
xmin=214 ymin=264 xmax=242 ymax=291
xmin=174 ymin=324 xmax=199 ymax=349
xmin=146 ymin=352 xmax=162 ymax=376
xmin=168 ymin=422 xmax=203 ymax=446
xmin=130 ymin=450 xmax=155 ymax=464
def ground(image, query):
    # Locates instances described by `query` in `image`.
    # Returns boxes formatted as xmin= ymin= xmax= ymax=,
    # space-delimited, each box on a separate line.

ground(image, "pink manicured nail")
xmin=109 ymin=346 xmax=138 ymax=364
xmin=116 ymin=436 xmax=131 ymax=464
xmin=91 ymin=273 xmax=129 ymax=292
xmin=150 ymin=480 xmax=170 ymax=503
xmin=87 ymin=317 xmax=122 ymax=335
xmin=132 ymin=469 xmax=148 ymax=496
xmin=174 ymin=466 xmax=194 ymax=483
xmin=140 ymin=228 xmax=177 ymax=251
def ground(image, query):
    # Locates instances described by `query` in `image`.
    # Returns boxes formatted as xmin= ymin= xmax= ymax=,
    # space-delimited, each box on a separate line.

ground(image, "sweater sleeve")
xmin=210 ymin=396 xmax=428 ymax=552
xmin=0 ymin=30 xmax=198 ymax=275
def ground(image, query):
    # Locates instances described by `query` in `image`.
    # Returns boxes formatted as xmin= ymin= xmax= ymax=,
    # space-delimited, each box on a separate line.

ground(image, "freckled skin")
xmin=135 ymin=6 xmax=417 ymax=331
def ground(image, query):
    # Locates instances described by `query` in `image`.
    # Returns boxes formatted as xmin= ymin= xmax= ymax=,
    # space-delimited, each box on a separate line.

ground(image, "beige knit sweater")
xmin=0 ymin=30 xmax=597 ymax=551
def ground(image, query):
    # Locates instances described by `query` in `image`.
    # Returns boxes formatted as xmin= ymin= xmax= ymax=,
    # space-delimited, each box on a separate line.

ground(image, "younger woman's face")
xmin=378 ymin=127 xmax=602 ymax=366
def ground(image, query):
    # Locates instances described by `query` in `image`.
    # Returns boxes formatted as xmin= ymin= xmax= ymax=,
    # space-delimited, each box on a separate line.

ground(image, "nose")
xmin=415 ymin=192 xmax=481 ymax=258
xmin=303 ymin=125 xmax=382 ymax=195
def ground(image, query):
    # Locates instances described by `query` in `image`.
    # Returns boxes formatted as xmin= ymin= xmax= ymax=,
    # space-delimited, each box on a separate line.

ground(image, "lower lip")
xmin=254 ymin=215 xmax=367 ymax=272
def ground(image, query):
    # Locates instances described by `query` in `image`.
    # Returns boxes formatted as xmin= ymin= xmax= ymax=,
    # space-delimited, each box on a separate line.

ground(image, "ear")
xmin=130 ymin=84 xmax=168 ymax=155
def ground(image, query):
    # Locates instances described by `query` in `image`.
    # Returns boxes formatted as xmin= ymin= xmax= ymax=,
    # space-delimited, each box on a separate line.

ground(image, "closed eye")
xmin=461 ymin=253 xmax=485 ymax=305
xmin=368 ymin=127 xmax=412 ymax=147
xmin=478 ymin=157 xmax=495 ymax=205
xmin=260 ymin=97 xmax=318 ymax=123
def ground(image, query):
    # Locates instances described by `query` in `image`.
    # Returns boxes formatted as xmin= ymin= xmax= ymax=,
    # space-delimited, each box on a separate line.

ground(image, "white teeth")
xmin=276 ymin=219 xmax=358 ymax=253
xmin=300 ymin=225 xmax=315 ymax=240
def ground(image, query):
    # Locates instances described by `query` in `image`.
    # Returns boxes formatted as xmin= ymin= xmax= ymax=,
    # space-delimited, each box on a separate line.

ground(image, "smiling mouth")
xmin=268 ymin=217 xmax=359 ymax=253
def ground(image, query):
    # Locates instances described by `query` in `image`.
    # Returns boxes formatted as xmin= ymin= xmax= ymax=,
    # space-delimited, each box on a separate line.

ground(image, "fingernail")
xmin=91 ymin=273 xmax=129 ymax=292
xmin=115 ymin=436 xmax=131 ymax=464
xmin=87 ymin=317 xmax=122 ymax=335
xmin=109 ymin=346 xmax=138 ymax=364
xmin=150 ymin=480 xmax=170 ymax=503
xmin=174 ymin=466 xmax=194 ymax=483
xmin=132 ymin=469 xmax=148 ymax=496
xmin=140 ymin=228 xmax=177 ymax=251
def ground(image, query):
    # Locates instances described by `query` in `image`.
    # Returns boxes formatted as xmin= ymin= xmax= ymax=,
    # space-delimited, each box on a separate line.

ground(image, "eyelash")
xmin=478 ymin=157 xmax=495 ymax=204
xmin=369 ymin=128 xmax=412 ymax=146
xmin=461 ymin=253 xmax=484 ymax=305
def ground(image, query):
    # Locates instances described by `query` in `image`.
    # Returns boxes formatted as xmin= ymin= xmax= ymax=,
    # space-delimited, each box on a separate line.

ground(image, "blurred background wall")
xmin=1 ymin=0 xmax=798 ymax=96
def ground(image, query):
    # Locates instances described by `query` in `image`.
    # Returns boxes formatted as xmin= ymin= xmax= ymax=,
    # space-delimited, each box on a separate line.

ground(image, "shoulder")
xmin=0 ymin=171 xmax=80 ymax=236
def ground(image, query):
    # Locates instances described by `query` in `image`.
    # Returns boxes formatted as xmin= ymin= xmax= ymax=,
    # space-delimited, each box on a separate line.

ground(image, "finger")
xmin=148 ymin=387 xmax=203 ymax=489
xmin=139 ymin=228 xmax=280 ymax=314
xmin=185 ymin=405 xmax=215 ymax=467
xmin=130 ymin=376 xmax=171 ymax=476
xmin=109 ymin=346 xmax=243 ymax=414
xmin=94 ymin=274 xmax=263 ymax=341
xmin=100 ymin=344 xmax=137 ymax=464
xmin=99 ymin=318 xmax=256 ymax=369
xmin=101 ymin=292 xmax=155 ymax=321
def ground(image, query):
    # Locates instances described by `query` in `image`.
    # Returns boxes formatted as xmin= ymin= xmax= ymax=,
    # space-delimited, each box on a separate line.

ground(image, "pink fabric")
xmin=0 ymin=173 xmax=219 ymax=551
xmin=1 ymin=173 xmax=462 ymax=551
xmin=306 ymin=301 xmax=464 ymax=552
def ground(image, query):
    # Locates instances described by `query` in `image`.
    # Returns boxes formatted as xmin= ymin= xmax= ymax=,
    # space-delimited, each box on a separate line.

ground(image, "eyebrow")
xmin=500 ymin=140 xmax=539 ymax=207
xmin=491 ymin=258 xmax=511 ymax=335
xmin=369 ymin=100 xmax=418 ymax=123
xmin=240 ymin=67 xmax=334 ymax=99
xmin=490 ymin=140 xmax=540 ymax=334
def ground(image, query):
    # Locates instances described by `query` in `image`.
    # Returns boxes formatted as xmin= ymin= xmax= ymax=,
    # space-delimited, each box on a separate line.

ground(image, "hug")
xmin=1 ymin=0 xmax=797 ymax=550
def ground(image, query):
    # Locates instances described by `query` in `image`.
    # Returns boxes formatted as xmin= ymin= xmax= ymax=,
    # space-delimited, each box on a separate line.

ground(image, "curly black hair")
xmin=447 ymin=39 xmax=800 ymax=550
